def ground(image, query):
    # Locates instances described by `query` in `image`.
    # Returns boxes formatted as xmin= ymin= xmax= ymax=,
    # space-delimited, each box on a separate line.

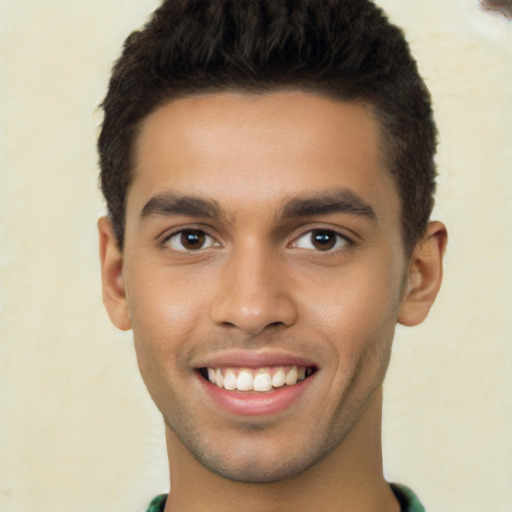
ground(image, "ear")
xmin=98 ymin=216 xmax=131 ymax=331
xmin=398 ymin=221 xmax=448 ymax=326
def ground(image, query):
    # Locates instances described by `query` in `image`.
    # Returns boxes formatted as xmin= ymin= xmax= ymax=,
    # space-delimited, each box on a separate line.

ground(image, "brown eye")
xmin=166 ymin=229 xmax=218 ymax=251
xmin=311 ymin=230 xmax=337 ymax=250
xmin=293 ymin=229 xmax=349 ymax=252
xmin=180 ymin=230 xmax=206 ymax=250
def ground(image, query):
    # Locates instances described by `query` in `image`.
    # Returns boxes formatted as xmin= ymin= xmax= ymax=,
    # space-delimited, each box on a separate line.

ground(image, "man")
xmin=97 ymin=0 xmax=447 ymax=510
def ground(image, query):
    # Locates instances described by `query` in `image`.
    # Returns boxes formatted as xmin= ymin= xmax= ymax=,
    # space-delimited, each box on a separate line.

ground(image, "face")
xmin=109 ymin=92 xmax=410 ymax=482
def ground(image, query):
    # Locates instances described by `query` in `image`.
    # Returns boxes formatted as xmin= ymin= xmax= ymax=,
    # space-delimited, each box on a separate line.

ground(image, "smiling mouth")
xmin=199 ymin=365 xmax=316 ymax=392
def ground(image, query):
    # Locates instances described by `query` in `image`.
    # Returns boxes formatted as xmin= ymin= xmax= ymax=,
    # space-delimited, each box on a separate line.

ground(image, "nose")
xmin=210 ymin=243 xmax=298 ymax=335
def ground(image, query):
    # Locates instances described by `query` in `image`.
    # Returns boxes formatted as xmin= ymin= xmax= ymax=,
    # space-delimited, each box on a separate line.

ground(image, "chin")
xmin=177 ymin=424 xmax=341 ymax=484
xmin=193 ymin=448 xmax=321 ymax=484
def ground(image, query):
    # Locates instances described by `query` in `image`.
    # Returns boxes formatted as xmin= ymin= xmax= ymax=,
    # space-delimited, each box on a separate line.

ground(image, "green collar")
xmin=146 ymin=483 xmax=425 ymax=512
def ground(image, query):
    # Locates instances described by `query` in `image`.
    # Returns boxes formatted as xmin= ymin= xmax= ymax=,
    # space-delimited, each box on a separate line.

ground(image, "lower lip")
xmin=200 ymin=375 xmax=314 ymax=416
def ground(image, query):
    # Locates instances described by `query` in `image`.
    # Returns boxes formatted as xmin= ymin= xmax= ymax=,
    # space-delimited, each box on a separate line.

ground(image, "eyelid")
xmin=157 ymin=223 xmax=355 ymax=252
xmin=289 ymin=227 xmax=355 ymax=251
xmin=160 ymin=225 xmax=222 ymax=251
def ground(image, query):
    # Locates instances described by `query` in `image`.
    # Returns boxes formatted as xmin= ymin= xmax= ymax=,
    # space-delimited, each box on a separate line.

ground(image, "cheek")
xmin=300 ymin=260 xmax=402 ymax=333
xmin=125 ymin=267 xmax=213 ymax=376
xmin=295 ymin=259 xmax=403 ymax=382
xmin=127 ymin=280 xmax=202 ymax=409
xmin=127 ymin=264 xmax=209 ymax=330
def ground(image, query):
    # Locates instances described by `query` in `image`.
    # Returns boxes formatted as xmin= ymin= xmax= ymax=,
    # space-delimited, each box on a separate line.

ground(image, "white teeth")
xmin=253 ymin=371 xmax=272 ymax=392
xmin=223 ymin=369 xmax=238 ymax=390
xmin=215 ymin=368 xmax=224 ymax=387
xmin=285 ymin=366 xmax=298 ymax=386
xmin=271 ymin=367 xmax=286 ymax=387
xmin=205 ymin=364 xmax=312 ymax=392
xmin=237 ymin=369 xmax=254 ymax=391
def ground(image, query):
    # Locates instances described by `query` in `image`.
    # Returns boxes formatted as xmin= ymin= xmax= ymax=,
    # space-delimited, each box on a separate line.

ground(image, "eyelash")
xmin=160 ymin=227 xmax=354 ymax=253
xmin=290 ymin=229 xmax=353 ymax=252
xmin=162 ymin=228 xmax=220 ymax=252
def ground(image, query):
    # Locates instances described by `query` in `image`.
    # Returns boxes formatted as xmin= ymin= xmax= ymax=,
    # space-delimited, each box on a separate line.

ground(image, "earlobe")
xmin=98 ymin=216 xmax=132 ymax=331
xmin=398 ymin=221 xmax=448 ymax=327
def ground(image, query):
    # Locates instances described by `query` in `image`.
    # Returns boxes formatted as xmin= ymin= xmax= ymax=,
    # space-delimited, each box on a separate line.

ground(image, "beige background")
xmin=1 ymin=1 xmax=511 ymax=511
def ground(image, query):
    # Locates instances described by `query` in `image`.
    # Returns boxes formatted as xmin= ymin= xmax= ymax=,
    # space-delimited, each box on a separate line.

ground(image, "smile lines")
xmin=202 ymin=365 xmax=315 ymax=392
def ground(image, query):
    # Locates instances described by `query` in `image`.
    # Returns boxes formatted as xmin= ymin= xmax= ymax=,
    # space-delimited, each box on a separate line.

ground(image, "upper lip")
xmin=194 ymin=349 xmax=318 ymax=369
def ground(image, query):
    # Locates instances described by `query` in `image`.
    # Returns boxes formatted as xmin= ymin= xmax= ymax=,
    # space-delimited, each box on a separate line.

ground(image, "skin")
xmin=99 ymin=92 xmax=447 ymax=511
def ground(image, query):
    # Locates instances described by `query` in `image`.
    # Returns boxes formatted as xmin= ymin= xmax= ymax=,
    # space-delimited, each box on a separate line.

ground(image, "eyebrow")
xmin=139 ymin=188 xmax=377 ymax=223
xmin=140 ymin=192 xmax=223 ymax=220
xmin=281 ymin=189 xmax=377 ymax=222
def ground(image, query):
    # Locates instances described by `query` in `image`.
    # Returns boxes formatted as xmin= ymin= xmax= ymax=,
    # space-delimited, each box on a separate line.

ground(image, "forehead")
xmin=127 ymin=91 xmax=399 ymax=226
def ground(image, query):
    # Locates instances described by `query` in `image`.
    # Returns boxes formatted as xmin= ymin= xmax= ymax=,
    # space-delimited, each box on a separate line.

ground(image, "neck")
xmin=163 ymin=387 xmax=399 ymax=512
